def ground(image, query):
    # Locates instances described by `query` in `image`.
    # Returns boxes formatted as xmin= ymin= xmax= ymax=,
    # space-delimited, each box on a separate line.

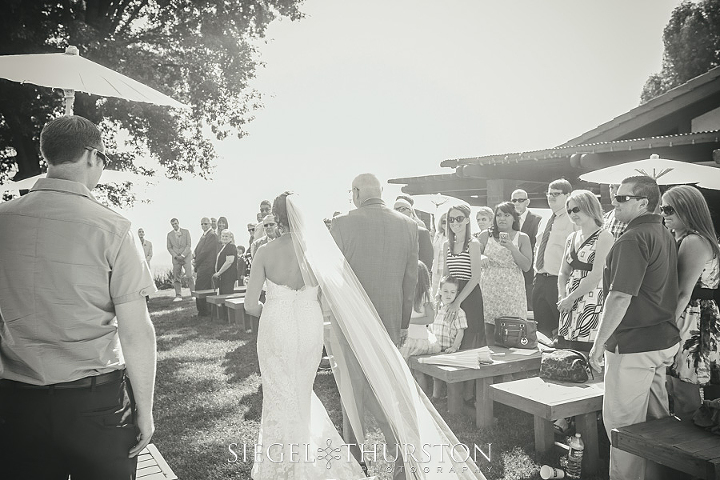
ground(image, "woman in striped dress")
xmin=443 ymin=203 xmax=485 ymax=349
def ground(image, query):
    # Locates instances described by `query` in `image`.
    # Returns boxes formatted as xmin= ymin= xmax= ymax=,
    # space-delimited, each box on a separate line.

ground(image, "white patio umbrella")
xmin=408 ymin=194 xmax=458 ymax=214
xmin=4 ymin=170 xmax=147 ymax=191
xmin=0 ymin=46 xmax=188 ymax=114
xmin=579 ymin=154 xmax=720 ymax=189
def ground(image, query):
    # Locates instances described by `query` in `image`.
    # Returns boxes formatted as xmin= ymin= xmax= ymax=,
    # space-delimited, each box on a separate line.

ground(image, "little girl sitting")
xmin=431 ymin=275 xmax=468 ymax=399
xmin=400 ymin=262 xmax=441 ymax=360
xmin=400 ymin=262 xmax=441 ymax=394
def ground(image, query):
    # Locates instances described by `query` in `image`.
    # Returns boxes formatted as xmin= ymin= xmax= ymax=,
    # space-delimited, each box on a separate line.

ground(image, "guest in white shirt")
xmin=532 ymin=180 xmax=578 ymax=337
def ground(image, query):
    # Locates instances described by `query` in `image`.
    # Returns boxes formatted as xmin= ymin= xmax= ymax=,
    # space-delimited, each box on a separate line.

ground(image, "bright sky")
xmin=117 ymin=0 xmax=684 ymax=272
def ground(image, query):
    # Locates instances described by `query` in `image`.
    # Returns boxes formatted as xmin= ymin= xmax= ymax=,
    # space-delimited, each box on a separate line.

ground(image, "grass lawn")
xmin=148 ymin=289 xmax=609 ymax=479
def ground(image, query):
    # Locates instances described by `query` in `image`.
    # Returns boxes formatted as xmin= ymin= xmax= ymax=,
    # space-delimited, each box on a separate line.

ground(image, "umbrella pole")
xmin=63 ymin=89 xmax=75 ymax=115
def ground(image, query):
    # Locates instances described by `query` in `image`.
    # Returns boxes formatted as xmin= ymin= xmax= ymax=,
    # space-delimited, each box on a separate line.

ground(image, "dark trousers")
xmin=457 ymin=281 xmax=486 ymax=349
xmin=532 ymin=273 xmax=560 ymax=337
xmin=0 ymin=372 xmax=138 ymax=480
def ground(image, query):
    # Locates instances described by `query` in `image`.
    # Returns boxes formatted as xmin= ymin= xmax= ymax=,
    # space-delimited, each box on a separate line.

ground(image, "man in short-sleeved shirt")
xmin=0 ymin=116 xmax=157 ymax=480
xmin=589 ymin=175 xmax=679 ymax=480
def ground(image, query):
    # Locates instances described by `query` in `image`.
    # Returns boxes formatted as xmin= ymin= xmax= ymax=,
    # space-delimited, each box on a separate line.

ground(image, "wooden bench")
xmin=490 ymin=375 xmax=604 ymax=476
xmin=612 ymin=416 xmax=720 ymax=479
xmin=136 ymin=443 xmax=177 ymax=479
xmin=225 ymin=297 xmax=248 ymax=328
xmin=191 ymin=288 xmax=216 ymax=299
xmin=207 ymin=293 xmax=244 ymax=321
xmin=410 ymin=346 xmax=542 ymax=428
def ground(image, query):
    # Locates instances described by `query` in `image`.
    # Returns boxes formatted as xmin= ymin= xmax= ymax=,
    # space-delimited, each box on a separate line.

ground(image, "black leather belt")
xmin=0 ymin=369 xmax=125 ymax=390
xmin=535 ymin=272 xmax=558 ymax=278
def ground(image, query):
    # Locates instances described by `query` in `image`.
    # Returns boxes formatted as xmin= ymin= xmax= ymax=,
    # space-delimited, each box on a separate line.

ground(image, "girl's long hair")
xmin=447 ymin=203 xmax=471 ymax=253
xmin=414 ymin=261 xmax=432 ymax=312
xmin=663 ymin=185 xmax=720 ymax=259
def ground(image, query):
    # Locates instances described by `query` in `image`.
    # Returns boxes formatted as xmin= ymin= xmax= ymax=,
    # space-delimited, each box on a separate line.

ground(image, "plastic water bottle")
xmin=566 ymin=433 xmax=584 ymax=479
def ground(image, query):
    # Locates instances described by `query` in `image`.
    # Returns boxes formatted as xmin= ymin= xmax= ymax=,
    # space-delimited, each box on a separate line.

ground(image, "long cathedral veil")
xmin=286 ymin=194 xmax=486 ymax=480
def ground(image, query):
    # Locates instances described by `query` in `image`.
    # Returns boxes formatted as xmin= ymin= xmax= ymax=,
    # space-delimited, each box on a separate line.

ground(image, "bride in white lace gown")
xmin=245 ymin=192 xmax=486 ymax=480
xmin=245 ymin=227 xmax=365 ymax=477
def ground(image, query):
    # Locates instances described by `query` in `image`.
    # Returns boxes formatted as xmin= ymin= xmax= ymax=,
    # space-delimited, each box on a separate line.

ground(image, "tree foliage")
xmin=641 ymin=0 xmax=720 ymax=103
xmin=0 ymin=0 xmax=303 ymax=199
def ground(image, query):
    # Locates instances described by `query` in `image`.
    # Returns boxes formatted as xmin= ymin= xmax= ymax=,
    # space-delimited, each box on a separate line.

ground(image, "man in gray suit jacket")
xmin=331 ymin=173 xmax=418 ymax=479
xmin=193 ymin=217 xmax=218 ymax=315
xmin=167 ymin=218 xmax=195 ymax=301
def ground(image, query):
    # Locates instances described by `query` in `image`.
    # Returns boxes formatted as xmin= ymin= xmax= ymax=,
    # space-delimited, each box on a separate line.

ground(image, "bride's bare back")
xmin=261 ymin=234 xmax=305 ymax=290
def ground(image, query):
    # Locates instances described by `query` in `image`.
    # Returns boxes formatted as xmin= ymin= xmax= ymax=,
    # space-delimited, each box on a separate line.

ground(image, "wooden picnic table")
xmin=490 ymin=375 xmax=605 ymax=476
xmin=612 ymin=416 xmax=720 ymax=479
xmin=410 ymin=346 xmax=542 ymax=428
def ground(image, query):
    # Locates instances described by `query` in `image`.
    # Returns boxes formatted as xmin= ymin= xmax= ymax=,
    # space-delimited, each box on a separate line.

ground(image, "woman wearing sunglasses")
xmin=557 ymin=190 xmax=614 ymax=350
xmin=443 ymin=203 xmax=485 ymax=350
xmin=476 ymin=202 xmax=532 ymax=342
xmin=662 ymin=185 xmax=720 ymax=420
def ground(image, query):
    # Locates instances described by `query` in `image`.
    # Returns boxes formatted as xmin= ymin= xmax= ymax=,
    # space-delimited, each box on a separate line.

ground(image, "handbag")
xmin=539 ymin=349 xmax=592 ymax=383
xmin=693 ymin=398 xmax=720 ymax=435
xmin=494 ymin=317 xmax=538 ymax=349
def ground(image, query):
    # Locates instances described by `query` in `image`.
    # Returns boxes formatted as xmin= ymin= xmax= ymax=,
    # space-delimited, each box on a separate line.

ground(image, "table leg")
xmin=210 ymin=304 xmax=218 ymax=321
xmin=447 ymin=383 xmax=463 ymax=415
xmin=227 ymin=308 xmax=236 ymax=325
xmin=534 ymin=416 xmax=555 ymax=454
xmin=241 ymin=309 xmax=249 ymax=331
xmin=575 ymin=412 xmax=599 ymax=476
xmin=476 ymin=378 xmax=494 ymax=428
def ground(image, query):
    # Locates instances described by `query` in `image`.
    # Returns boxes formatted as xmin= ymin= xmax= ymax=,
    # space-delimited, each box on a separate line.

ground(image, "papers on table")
xmin=417 ymin=347 xmax=494 ymax=369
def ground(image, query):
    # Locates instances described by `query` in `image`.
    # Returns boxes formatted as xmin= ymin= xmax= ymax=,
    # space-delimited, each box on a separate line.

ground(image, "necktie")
xmin=535 ymin=213 xmax=556 ymax=271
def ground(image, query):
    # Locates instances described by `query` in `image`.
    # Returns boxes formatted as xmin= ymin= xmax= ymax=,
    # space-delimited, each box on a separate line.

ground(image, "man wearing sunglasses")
xmin=602 ymin=184 xmax=628 ymax=240
xmin=252 ymin=200 xmax=272 ymax=242
xmin=511 ymin=189 xmax=542 ymax=310
xmin=250 ymin=214 xmax=279 ymax=258
xmin=589 ymin=175 xmax=680 ymax=480
xmin=0 ymin=116 xmax=157 ymax=479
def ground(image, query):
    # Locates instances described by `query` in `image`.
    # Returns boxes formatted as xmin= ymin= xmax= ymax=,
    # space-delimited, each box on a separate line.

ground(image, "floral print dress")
xmin=481 ymin=233 xmax=527 ymax=325
xmin=668 ymin=237 xmax=720 ymax=386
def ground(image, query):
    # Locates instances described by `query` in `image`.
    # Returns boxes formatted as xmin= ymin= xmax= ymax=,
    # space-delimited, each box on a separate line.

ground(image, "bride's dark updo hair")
xmin=272 ymin=191 xmax=294 ymax=231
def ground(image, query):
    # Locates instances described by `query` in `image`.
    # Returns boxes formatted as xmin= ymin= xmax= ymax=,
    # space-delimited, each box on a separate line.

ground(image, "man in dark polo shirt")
xmin=589 ymin=175 xmax=680 ymax=480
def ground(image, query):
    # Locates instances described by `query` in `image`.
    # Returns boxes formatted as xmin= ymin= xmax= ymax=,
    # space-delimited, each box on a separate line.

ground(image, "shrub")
xmin=154 ymin=269 xmax=190 ymax=290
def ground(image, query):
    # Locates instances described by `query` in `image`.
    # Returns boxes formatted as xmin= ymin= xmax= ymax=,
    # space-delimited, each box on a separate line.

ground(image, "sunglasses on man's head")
xmin=448 ymin=215 xmax=466 ymax=224
xmin=614 ymin=195 xmax=646 ymax=203
xmin=264 ymin=222 xmax=276 ymax=227
xmin=659 ymin=205 xmax=676 ymax=215
xmin=201 ymin=222 xmax=210 ymax=225
xmin=566 ymin=207 xmax=581 ymax=215
xmin=511 ymin=198 xmax=528 ymax=203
